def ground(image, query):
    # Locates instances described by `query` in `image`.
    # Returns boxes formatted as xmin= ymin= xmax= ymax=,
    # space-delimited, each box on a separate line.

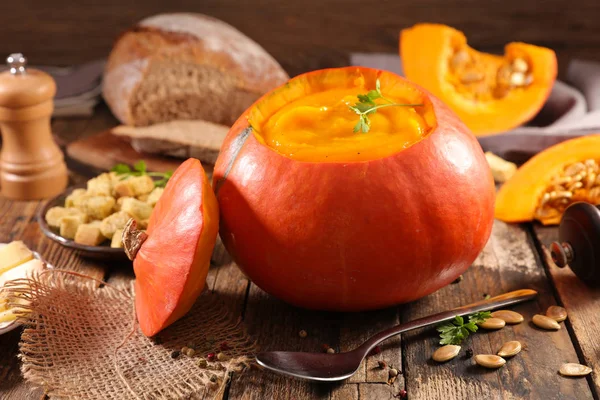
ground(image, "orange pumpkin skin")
xmin=214 ymin=67 xmax=495 ymax=311
xmin=495 ymin=134 xmax=600 ymax=224
xmin=400 ymin=23 xmax=557 ymax=136
xmin=134 ymin=158 xmax=219 ymax=337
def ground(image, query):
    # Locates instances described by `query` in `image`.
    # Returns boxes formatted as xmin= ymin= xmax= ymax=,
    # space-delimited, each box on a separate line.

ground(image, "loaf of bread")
xmin=111 ymin=120 xmax=229 ymax=165
xmin=102 ymin=13 xmax=289 ymax=127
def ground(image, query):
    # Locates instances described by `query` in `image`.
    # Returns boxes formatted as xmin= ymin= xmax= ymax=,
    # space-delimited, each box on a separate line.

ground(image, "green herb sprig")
xmin=349 ymin=79 xmax=424 ymax=133
xmin=436 ymin=311 xmax=492 ymax=345
xmin=110 ymin=160 xmax=173 ymax=188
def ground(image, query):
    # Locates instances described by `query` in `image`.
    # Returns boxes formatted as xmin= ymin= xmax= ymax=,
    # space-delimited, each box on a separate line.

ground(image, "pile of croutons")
xmin=44 ymin=172 xmax=164 ymax=247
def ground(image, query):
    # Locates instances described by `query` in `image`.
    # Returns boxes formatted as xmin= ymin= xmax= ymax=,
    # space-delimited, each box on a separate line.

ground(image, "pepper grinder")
xmin=550 ymin=202 xmax=600 ymax=286
xmin=0 ymin=53 xmax=68 ymax=200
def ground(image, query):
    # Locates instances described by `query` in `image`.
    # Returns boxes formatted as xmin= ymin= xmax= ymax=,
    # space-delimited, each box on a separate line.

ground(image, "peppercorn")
xmin=465 ymin=348 xmax=474 ymax=358
xmin=298 ymin=330 xmax=308 ymax=338
xmin=197 ymin=358 xmax=208 ymax=368
xmin=398 ymin=389 xmax=407 ymax=399
xmin=206 ymin=352 xmax=216 ymax=362
xmin=378 ymin=360 xmax=388 ymax=369
xmin=170 ymin=350 xmax=180 ymax=359
xmin=209 ymin=375 xmax=217 ymax=383
xmin=327 ymin=347 xmax=335 ymax=354
xmin=368 ymin=346 xmax=381 ymax=356
xmin=389 ymin=367 xmax=398 ymax=377
xmin=452 ymin=275 xmax=463 ymax=284
xmin=187 ymin=348 xmax=196 ymax=357
xmin=217 ymin=352 xmax=230 ymax=361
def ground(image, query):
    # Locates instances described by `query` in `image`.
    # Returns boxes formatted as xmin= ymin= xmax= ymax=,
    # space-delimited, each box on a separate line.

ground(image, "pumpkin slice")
xmin=400 ymin=23 xmax=557 ymax=136
xmin=495 ymin=135 xmax=600 ymax=225
xmin=124 ymin=158 xmax=219 ymax=337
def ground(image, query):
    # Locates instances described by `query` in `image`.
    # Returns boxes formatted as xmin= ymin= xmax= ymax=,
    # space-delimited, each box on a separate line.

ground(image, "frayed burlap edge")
xmin=4 ymin=269 xmax=258 ymax=400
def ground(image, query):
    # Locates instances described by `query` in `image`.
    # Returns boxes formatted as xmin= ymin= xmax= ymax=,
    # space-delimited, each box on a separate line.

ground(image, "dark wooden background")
xmin=1 ymin=0 xmax=599 ymax=79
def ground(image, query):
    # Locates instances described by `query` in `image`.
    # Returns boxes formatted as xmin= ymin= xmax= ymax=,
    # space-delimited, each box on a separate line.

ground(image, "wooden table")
xmin=1 ymin=105 xmax=599 ymax=400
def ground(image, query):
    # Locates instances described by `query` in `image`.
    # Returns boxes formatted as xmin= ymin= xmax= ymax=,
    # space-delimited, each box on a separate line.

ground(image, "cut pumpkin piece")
xmin=495 ymin=135 xmax=600 ymax=225
xmin=400 ymin=23 xmax=557 ymax=136
xmin=123 ymin=158 xmax=219 ymax=337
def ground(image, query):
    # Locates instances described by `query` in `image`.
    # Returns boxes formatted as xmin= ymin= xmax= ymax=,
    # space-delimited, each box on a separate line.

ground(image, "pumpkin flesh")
xmin=133 ymin=158 xmax=219 ymax=337
xmin=400 ymin=23 xmax=557 ymax=136
xmin=495 ymin=135 xmax=600 ymax=225
xmin=214 ymin=67 xmax=495 ymax=311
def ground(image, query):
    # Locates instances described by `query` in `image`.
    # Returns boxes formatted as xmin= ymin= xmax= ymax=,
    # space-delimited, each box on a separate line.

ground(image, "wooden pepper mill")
xmin=0 ymin=53 xmax=68 ymax=200
xmin=550 ymin=202 xmax=600 ymax=286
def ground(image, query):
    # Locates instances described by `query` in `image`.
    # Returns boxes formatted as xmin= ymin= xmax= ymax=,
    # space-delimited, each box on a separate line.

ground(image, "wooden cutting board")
xmin=65 ymin=129 xmax=213 ymax=176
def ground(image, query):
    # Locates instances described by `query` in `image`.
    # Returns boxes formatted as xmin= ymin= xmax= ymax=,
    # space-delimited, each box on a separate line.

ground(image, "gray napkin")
xmin=351 ymin=53 xmax=600 ymax=163
xmin=0 ymin=59 xmax=105 ymax=117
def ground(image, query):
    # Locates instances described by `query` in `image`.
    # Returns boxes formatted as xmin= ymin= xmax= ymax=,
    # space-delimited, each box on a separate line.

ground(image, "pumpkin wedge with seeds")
xmin=400 ymin=23 xmax=557 ymax=136
xmin=495 ymin=135 xmax=600 ymax=225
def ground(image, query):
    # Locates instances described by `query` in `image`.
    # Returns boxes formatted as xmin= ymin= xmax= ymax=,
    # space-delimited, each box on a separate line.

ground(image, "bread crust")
xmin=102 ymin=13 xmax=289 ymax=126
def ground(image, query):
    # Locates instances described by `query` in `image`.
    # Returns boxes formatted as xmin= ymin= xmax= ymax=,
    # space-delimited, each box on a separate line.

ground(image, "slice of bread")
xmin=102 ymin=13 xmax=289 ymax=128
xmin=111 ymin=120 xmax=229 ymax=165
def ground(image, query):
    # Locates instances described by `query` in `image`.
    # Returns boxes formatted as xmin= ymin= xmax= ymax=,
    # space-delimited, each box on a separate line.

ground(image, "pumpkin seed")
xmin=565 ymin=162 xmax=586 ymax=177
xmin=510 ymin=72 xmax=526 ymax=86
xmin=478 ymin=317 xmax=506 ymax=330
xmin=559 ymin=363 xmax=593 ymax=377
xmin=475 ymin=354 xmax=506 ymax=369
xmin=461 ymin=71 xmax=484 ymax=84
xmin=496 ymin=65 xmax=512 ymax=84
xmin=497 ymin=341 xmax=522 ymax=357
xmin=491 ymin=310 xmax=524 ymax=324
xmin=432 ymin=345 xmax=461 ymax=362
xmin=451 ymin=50 xmax=469 ymax=69
xmin=532 ymin=314 xmax=561 ymax=330
xmin=568 ymin=181 xmax=583 ymax=192
xmin=587 ymin=172 xmax=597 ymax=189
xmin=546 ymin=305 xmax=567 ymax=322
xmin=590 ymin=187 xmax=600 ymax=202
xmin=512 ymin=58 xmax=529 ymax=73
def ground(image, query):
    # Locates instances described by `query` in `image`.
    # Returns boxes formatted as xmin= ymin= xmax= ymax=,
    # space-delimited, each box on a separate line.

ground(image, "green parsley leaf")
xmin=436 ymin=311 xmax=491 ymax=345
xmin=348 ymin=79 xmax=424 ymax=133
xmin=110 ymin=160 xmax=173 ymax=187
xmin=111 ymin=163 xmax=131 ymax=174
xmin=134 ymin=160 xmax=147 ymax=173
xmin=468 ymin=311 xmax=492 ymax=325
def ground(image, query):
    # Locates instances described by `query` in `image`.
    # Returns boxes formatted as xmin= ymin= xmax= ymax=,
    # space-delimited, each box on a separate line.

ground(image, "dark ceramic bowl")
xmin=37 ymin=185 xmax=130 ymax=261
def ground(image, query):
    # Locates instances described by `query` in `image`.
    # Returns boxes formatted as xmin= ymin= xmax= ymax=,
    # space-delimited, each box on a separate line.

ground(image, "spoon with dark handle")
xmin=256 ymin=288 xmax=537 ymax=381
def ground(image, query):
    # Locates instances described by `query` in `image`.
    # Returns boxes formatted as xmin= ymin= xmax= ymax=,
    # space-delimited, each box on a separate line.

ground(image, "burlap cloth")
xmin=3 ymin=269 xmax=257 ymax=400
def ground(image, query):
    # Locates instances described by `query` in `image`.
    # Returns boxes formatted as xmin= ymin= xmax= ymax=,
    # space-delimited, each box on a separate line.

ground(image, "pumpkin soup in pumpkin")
xmin=214 ymin=67 xmax=495 ymax=311
xmin=400 ymin=23 xmax=557 ymax=136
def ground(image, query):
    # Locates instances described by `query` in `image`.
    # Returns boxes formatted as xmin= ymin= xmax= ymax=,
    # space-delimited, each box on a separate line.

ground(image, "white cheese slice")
xmin=0 ymin=241 xmax=34 ymax=275
xmin=0 ymin=258 xmax=44 ymax=288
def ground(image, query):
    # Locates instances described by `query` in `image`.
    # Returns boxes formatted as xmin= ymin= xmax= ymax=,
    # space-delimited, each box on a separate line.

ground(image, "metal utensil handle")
xmin=357 ymin=289 xmax=537 ymax=355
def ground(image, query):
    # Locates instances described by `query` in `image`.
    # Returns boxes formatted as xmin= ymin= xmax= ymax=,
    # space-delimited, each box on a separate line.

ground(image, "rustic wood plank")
xmin=1 ymin=0 xmax=600 ymax=80
xmin=227 ymin=283 xmax=338 ymax=400
xmin=532 ymin=225 xmax=600 ymax=396
xmin=401 ymin=220 xmax=594 ymax=400
xmin=339 ymin=308 xmax=402 ymax=385
xmin=0 ymin=329 xmax=45 ymax=400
